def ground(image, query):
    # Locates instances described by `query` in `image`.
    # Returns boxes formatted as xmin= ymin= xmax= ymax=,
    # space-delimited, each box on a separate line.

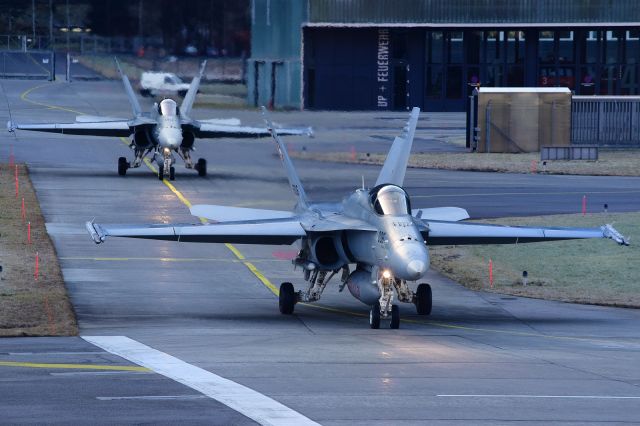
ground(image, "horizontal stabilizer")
xmin=413 ymin=207 xmax=470 ymax=222
xmin=190 ymin=204 xmax=294 ymax=222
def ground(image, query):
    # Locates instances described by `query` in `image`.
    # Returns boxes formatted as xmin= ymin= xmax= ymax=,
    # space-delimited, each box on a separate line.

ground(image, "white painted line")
xmin=83 ymin=336 xmax=320 ymax=426
xmin=438 ymin=394 xmax=640 ymax=399
xmin=97 ymin=395 xmax=207 ymax=401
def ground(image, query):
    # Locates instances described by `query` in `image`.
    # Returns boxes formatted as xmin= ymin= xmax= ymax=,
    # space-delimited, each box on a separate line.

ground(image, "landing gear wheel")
xmin=195 ymin=158 xmax=207 ymax=177
xmin=369 ymin=302 xmax=381 ymax=329
xmin=390 ymin=305 xmax=400 ymax=329
xmin=415 ymin=283 xmax=432 ymax=315
xmin=279 ymin=282 xmax=296 ymax=315
xmin=157 ymin=165 xmax=164 ymax=181
xmin=169 ymin=166 xmax=175 ymax=181
xmin=117 ymin=157 xmax=128 ymax=176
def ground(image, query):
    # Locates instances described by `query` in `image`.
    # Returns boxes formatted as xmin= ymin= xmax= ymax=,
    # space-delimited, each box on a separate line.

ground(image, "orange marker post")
xmin=350 ymin=146 xmax=356 ymax=162
xmin=27 ymin=221 xmax=31 ymax=244
xmin=489 ymin=259 xmax=494 ymax=288
xmin=34 ymin=252 xmax=39 ymax=281
xmin=530 ymin=160 xmax=537 ymax=174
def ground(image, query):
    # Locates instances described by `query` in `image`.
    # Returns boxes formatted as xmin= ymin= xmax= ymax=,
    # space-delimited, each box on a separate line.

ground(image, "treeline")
xmin=0 ymin=0 xmax=250 ymax=56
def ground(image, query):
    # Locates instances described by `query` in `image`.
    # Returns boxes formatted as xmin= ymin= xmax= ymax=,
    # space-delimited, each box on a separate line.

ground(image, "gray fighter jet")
xmin=8 ymin=59 xmax=311 ymax=180
xmin=85 ymin=107 xmax=628 ymax=329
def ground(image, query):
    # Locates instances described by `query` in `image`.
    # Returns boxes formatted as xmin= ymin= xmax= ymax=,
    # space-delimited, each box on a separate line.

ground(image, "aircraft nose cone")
xmin=407 ymin=260 xmax=426 ymax=279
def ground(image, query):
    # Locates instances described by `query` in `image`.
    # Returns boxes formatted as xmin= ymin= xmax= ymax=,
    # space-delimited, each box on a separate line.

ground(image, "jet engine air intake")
xmin=308 ymin=234 xmax=351 ymax=270
xmin=181 ymin=131 xmax=195 ymax=149
xmin=133 ymin=129 xmax=153 ymax=149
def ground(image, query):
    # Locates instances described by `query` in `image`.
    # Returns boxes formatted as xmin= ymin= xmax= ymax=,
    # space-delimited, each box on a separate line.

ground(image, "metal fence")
xmin=0 ymin=51 xmax=54 ymax=80
xmin=572 ymin=96 xmax=640 ymax=147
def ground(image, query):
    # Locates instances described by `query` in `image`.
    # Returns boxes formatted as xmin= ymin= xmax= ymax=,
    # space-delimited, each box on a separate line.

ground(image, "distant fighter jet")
xmin=8 ymin=59 xmax=311 ymax=180
xmin=86 ymin=107 xmax=628 ymax=329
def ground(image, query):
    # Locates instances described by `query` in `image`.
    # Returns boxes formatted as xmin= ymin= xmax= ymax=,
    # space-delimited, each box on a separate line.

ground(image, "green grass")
xmin=291 ymin=150 xmax=640 ymax=177
xmin=430 ymin=212 xmax=640 ymax=307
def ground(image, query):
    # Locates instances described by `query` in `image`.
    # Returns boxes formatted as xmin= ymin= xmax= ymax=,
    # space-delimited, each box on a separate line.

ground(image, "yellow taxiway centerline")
xmin=0 ymin=360 xmax=149 ymax=371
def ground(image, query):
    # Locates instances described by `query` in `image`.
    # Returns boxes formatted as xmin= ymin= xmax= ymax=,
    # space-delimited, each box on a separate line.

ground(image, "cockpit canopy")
xmin=159 ymin=98 xmax=177 ymax=116
xmin=369 ymin=184 xmax=411 ymax=216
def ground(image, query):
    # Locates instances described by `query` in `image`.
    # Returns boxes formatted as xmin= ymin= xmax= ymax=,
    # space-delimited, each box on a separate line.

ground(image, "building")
xmin=247 ymin=0 xmax=640 ymax=111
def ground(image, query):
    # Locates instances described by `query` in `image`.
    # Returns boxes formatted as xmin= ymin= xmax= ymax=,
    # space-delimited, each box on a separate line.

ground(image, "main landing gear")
xmin=279 ymin=282 xmax=296 ymax=314
xmin=117 ymin=157 xmax=129 ymax=176
xmin=194 ymin=158 xmax=207 ymax=177
xmin=179 ymin=148 xmax=207 ymax=177
xmin=414 ymin=283 xmax=432 ymax=315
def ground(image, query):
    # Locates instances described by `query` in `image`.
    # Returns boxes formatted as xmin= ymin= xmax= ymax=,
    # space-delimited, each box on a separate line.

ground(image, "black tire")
xmin=390 ymin=305 xmax=400 ymax=329
xmin=178 ymin=90 xmax=188 ymax=97
xmin=158 ymin=165 xmax=164 ymax=180
xmin=279 ymin=282 xmax=296 ymax=315
xmin=117 ymin=157 xmax=128 ymax=176
xmin=415 ymin=283 xmax=432 ymax=315
xmin=196 ymin=158 xmax=207 ymax=177
xmin=169 ymin=166 xmax=175 ymax=181
xmin=139 ymin=89 xmax=151 ymax=97
xmin=369 ymin=302 xmax=381 ymax=329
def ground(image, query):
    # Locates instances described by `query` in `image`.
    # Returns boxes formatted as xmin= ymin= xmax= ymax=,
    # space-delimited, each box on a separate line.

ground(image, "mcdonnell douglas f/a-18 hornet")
xmin=86 ymin=107 xmax=628 ymax=329
xmin=8 ymin=59 xmax=310 ymax=180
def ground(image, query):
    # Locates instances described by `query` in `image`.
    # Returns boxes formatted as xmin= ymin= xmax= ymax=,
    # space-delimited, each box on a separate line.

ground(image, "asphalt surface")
xmin=1 ymin=79 xmax=640 ymax=424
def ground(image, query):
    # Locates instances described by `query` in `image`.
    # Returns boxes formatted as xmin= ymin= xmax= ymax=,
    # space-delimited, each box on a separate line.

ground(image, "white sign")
xmin=377 ymin=28 xmax=390 ymax=109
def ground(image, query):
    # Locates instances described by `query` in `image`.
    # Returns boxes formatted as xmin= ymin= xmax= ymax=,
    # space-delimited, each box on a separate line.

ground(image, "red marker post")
xmin=530 ymin=160 xmax=537 ymax=174
xmin=34 ymin=252 xmax=39 ymax=281
xmin=21 ymin=197 xmax=25 ymax=222
xmin=582 ymin=195 xmax=587 ymax=216
xmin=489 ymin=259 xmax=494 ymax=288
xmin=27 ymin=221 xmax=31 ymax=244
xmin=350 ymin=146 xmax=356 ymax=162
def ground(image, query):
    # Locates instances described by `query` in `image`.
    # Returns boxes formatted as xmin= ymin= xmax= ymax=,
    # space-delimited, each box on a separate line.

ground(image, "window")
xmin=373 ymin=186 xmax=410 ymax=216
xmin=159 ymin=99 xmax=177 ymax=116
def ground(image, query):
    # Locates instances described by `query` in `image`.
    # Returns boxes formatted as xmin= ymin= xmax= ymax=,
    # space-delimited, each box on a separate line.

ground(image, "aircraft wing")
xmin=420 ymin=220 xmax=629 ymax=246
xmin=192 ymin=122 xmax=313 ymax=139
xmin=86 ymin=218 xmax=306 ymax=245
xmin=8 ymin=119 xmax=133 ymax=137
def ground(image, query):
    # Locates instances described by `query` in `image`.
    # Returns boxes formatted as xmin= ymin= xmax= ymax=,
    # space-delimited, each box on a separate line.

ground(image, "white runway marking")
xmin=83 ymin=336 xmax=320 ymax=426
xmin=438 ymin=394 xmax=640 ymax=399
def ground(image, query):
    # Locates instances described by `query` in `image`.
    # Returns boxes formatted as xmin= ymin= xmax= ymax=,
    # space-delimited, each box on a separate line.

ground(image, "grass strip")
xmin=0 ymin=164 xmax=77 ymax=336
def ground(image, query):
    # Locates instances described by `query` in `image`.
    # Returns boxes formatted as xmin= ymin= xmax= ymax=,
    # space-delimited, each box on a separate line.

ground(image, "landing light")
xmin=382 ymin=270 xmax=391 ymax=279
xmin=163 ymin=147 xmax=171 ymax=156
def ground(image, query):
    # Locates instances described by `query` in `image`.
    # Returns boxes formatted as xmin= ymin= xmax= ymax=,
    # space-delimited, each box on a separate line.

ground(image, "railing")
xmin=572 ymin=96 xmax=640 ymax=147
xmin=0 ymin=51 xmax=54 ymax=80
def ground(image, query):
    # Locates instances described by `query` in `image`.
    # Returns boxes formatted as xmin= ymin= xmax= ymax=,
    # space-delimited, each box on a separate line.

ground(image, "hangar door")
xmin=303 ymin=28 xmax=423 ymax=111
